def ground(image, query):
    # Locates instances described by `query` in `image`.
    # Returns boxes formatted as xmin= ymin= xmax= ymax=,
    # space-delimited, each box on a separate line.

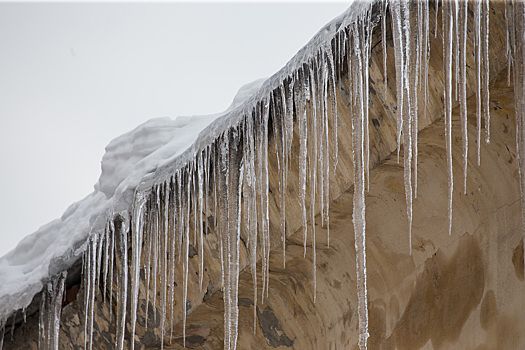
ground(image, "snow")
xmin=0 ymin=77 xmax=266 ymax=323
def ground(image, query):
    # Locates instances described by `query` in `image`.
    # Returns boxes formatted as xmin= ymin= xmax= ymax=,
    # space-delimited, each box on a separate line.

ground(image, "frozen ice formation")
xmin=2 ymin=1 xmax=525 ymax=350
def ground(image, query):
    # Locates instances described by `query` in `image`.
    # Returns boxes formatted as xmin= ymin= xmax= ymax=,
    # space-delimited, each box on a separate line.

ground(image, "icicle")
xmin=443 ymin=0 xmax=454 ymax=236
xmin=144 ymin=204 xmax=152 ymax=329
xmin=129 ymin=191 xmax=147 ymax=350
xmin=434 ymin=0 xmax=440 ymax=38
xmin=323 ymin=51 xmax=331 ymax=246
xmin=154 ymin=187 xmax=162 ymax=325
xmin=193 ymin=163 xmax=198 ymax=251
xmin=276 ymin=87 xmax=287 ymax=268
xmin=52 ymin=272 xmax=67 ymax=350
xmin=38 ymin=271 xmax=67 ymax=350
xmin=256 ymin=98 xmax=270 ymax=302
xmin=83 ymin=240 xmax=90 ymax=350
xmin=317 ymin=55 xmax=326 ymax=233
xmin=0 ymin=318 xmax=4 ymax=350
xmin=454 ymin=0 xmax=460 ymax=102
xmin=482 ymin=0 xmax=491 ymax=144
xmin=161 ymin=182 xmax=169 ymax=350
xmin=391 ymin=0 xmax=414 ymax=251
xmin=85 ymin=233 xmax=97 ymax=350
xmin=219 ymin=131 xmax=244 ymax=350
xmin=351 ymin=22 xmax=369 ymax=350
xmin=297 ymin=68 xmax=309 ymax=258
xmin=383 ymin=0 xmax=389 ymax=97
xmin=326 ymin=45 xmax=338 ymax=173
xmin=102 ymin=221 xmax=110 ymax=304
xmin=243 ymin=113 xmax=259 ymax=332
xmin=412 ymin=1 xmax=420 ymax=199
xmin=362 ymin=12 xmax=372 ymax=192
xmin=263 ymin=98 xmax=271 ymax=300
xmin=169 ymin=175 xmax=178 ymax=342
xmin=422 ymin=0 xmax=430 ymax=123
xmin=9 ymin=312 xmax=15 ymax=341
xmin=403 ymin=0 xmax=415 ymax=241
xmin=183 ymin=169 xmax=191 ymax=347
xmin=308 ymin=61 xmax=318 ymax=302
xmin=96 ymin=229 xmax=104 ymax=296
xmin=224 ymin=128 xmax=244 ymax=350
xmin=459 ymin=0 xmax=468 ymax=194
xmin=474 ymin=0 xmax=482 ymax=165
xmin=391 ymin=0 xmax=405 ymax=163
xmin=116 ymin=217 xmax=128 ymax=350
xmin=108 ymin=219 xmax=115 ymax=323
xmin=40 ymin=285 xmax=46 ymax=350
xmin=198 ymin=153 xmax=205 ymax=291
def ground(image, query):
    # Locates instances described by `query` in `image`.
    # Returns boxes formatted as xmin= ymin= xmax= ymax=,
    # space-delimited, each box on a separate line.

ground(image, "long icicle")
xmin=474 ymin=0 xmax=482 ymax=165
xmin=351 ymin=20 xmax=369 ymax=350
xmin=443 ymin=0 xmax=454 ymax=236
xmin=459 ymin=0 xmax=469 ymax=194
xmin=129 ymin=192 xmax=147 ymax=350
xmin=308 ymin=60 xmax=318 ymax=302
xmin=482 ymin=0 xmax=491 ymax=144
xmin=298 ymin=68 xmax=309 ymax=258
xmin=115 ymin=217 xmax=128 ymax=350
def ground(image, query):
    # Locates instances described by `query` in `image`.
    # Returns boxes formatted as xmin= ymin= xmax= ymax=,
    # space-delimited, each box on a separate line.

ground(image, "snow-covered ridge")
xmin=0 ymin=0 xmax=367 ymax=320
xmin=0 ymin=77 xmax=266 ymax=322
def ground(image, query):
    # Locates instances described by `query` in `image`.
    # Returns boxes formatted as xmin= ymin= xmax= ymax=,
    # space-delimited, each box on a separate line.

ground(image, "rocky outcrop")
xmin=3 ymin=1 xmax=524 ymax=349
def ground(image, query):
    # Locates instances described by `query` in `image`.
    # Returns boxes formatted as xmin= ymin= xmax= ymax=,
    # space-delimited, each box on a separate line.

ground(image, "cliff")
xmin=2 ymin=0 xmax=525 ymax=349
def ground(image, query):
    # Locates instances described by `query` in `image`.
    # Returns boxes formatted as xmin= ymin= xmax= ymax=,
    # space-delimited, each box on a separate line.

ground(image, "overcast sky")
xmin=0 ymin=1 xmax=349 ymax=258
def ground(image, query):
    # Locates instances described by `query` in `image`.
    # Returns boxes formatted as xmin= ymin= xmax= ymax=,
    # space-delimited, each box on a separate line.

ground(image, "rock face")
xmin=3 ymin=1 xmax=524 ymax=349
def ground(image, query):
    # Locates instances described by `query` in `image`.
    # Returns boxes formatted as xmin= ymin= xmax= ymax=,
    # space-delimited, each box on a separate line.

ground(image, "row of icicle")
xmin=1 ymin=1 xmax=525 ymax=350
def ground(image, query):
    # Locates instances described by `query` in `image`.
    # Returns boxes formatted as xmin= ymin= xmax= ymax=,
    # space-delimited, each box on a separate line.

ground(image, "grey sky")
xmin=0 ymin=2 xmax=349 ymax=257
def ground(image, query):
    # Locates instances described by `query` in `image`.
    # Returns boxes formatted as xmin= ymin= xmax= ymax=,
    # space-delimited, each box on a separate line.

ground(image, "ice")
xmin=391 ymin=0 xmax=414 ymax=251
xmin=242 ymin=114 xmax=258 ymax=332
xmin=108 ymin=220 xmax=115 ymax=323
xmin=474 ymin=0 xmax=482 ymax=165
xmin=383 ymin=0 xmax=389 ymax=97
xmin=391 ymin=0 xmax=405 ymax=163
xmin=183 ymin=169 xmax=191 ymax=347
xmin=129 ymin=192 xmax=147 ymax=350
xmin=261 ymin=98 xmax=271 ymax=301
xmin=443 ymin=0 xmax=454 ymax=236
xmin=84 ymin=233 xmax=98 ymax=350
xmin=323 ymin=51 xmax=331 ymax=246
xmin=308 ymin=62 xmax=318 ymax=301
xmin=217 ymin=130 xmax=244 ymax=350
xmin=161 ymin=182 xmax=169 ymax=350
xmin=3 ymin=3 xmax=525 ymax=350
xmin=327 ymin=46 xmax=338 ymax=174
xmin=144 ymin=203 xmax=153 ymax=328
xmin=198 ymin=153 xmax=205 ymax=291
xmin=459 ymin=0 xmax=469 ymax=194
xmin=115 ymin=217 xmax=128 ymax=350
xmin=363 ymin=11 xmax=372 ymax=193
xmin=38 ymin=271 xmax=67 ymax=350
xmin=298 ymin=69 xmax=309 ymax=258
xmin=482 ymin=0 xmax=491 ymax=144
xmin=350 ymin=19 xmax=370 ymax=349
xmin=422 ymin=0 xmax=430 ymax=122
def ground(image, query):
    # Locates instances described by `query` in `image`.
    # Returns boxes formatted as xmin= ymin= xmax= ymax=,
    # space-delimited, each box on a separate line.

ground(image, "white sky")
xmin=0 ymin=2 xmax=350 ymax=258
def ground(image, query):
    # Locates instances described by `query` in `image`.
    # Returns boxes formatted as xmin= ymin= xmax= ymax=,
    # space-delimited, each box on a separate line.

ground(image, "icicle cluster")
xmin=5 ymin=2 xmax=525 ymax=350
xmin=39 ymin=272 xmax=67 ymax=350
